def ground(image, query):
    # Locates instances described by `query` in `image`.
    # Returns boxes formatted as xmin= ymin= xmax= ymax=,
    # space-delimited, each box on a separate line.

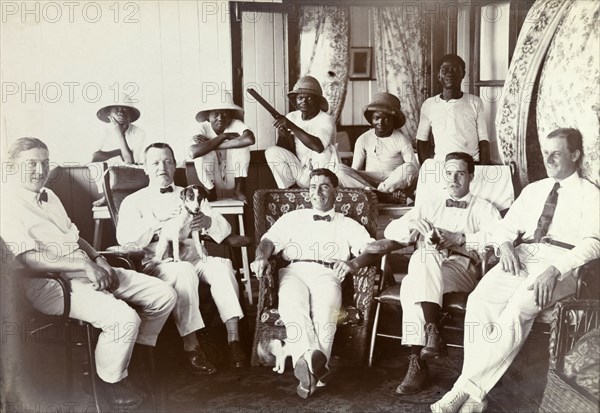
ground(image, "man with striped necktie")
xmin=432 ymin=128 xmax=600 ymax=413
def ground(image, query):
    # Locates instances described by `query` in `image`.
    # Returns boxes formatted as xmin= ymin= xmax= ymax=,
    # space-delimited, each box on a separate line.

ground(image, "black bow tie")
xmin=160 ymin=186 xmax=174 ymax=194
xmin=38 ymin=190 xmax=48 ymax=203
xmin=313 ymin=214 xmax=332 ymax=222
xmin=446 ymin=199 xmax=468 ymax=209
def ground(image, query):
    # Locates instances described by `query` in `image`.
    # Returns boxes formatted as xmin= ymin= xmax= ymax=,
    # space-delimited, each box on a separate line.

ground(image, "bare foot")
xmin=233 ymin=188 xmax=248 ymax=204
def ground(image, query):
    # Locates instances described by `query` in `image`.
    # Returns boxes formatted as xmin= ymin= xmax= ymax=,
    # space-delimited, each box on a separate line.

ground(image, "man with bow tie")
xmin=117 ymin=142 xmax=247 ymax=374
xmin=1 ymin=138 xmax=177 ymax=408
xmin=432 ymin=129 xmax=600 ymax=413
xmin=251 ymin=168 xmax=376 ymax=399
xmin=383 ymin=152 xmax=501 ymax=396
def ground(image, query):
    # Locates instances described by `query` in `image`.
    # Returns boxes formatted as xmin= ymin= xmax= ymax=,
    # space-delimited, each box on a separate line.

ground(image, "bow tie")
xmin=160 ymin=186 xmax=174 ymax=194
xmin=38 ymin=190 xmax=48 ymax=203
xmin=446 ymin=199 xmax=468 ymax=209
xmin=313 ymin=214 xmax=332 ymax=222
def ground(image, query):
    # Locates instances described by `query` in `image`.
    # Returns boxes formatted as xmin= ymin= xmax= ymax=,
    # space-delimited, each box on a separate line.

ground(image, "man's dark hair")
xmin=445 ymin=152 xmax=475 ymax=174
xmin=144 ymin=142 xmax=176 ymax=164
xmin=437 ymin=54 xmax=466 ymax=73
xmin=8 ymin=137 xmax=48 ymax=161
xmin=309 ymin=168 xmax=339 ymax=188
xmin=547 ymin=128 xmax=584 ymax=163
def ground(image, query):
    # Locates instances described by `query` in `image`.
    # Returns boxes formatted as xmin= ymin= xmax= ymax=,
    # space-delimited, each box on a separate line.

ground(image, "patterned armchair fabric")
xmin=250 ymin=188 xmax=379 ymax=367
xmin=540 ymin=299 xmax=600 ymax=413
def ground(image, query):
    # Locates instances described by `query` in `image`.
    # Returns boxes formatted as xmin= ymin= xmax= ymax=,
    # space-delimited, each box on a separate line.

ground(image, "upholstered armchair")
xmin=250 ymin=188 xmax=379 ymax=367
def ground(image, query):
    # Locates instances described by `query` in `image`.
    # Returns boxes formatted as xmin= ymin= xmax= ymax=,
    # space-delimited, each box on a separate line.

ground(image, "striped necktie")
xmin=533 ymin=182 xmax=560 ymax=242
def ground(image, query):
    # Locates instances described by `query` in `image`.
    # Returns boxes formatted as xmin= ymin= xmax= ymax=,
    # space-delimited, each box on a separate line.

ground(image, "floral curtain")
xmin=536 ymin=0 xmax=599 ymax=186
xmin=373 ymin=7 xmax=430 ymax=142
xmin=298 ymin=5 xmax=350 ymax=123
xmin=496 ymin=0 xmax=599 ymax=187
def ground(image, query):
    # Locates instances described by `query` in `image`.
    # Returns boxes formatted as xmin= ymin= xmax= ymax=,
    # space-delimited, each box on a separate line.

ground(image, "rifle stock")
xmin=246 ymin=88 xmax=295 ymax=155
xmin=247 ymin=88 xmax=282 ymax=119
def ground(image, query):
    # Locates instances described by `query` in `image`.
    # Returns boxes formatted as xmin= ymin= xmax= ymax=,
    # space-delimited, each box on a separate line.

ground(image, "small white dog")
xmin=153 ymin=185 xmax=210 ymax=263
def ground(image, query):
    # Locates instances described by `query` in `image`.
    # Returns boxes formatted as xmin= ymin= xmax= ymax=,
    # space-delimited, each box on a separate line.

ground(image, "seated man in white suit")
xmin=432 ymin=128 xmax=600 ymax=413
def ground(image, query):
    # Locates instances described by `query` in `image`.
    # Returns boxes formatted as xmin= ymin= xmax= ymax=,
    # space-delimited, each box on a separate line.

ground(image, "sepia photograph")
xmin=1 ymin=0 xmax=599 ymax=412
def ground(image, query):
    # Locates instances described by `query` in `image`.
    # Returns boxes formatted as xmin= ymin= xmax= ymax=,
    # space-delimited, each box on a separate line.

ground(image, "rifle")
xmin=247 ymin=88 xmax=296 ymax=155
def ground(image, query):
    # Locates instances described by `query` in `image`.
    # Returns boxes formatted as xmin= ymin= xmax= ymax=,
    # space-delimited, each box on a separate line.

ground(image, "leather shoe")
xmin=228 ymin=340 xmax=248 ymax=368
xmin=294 ymin=355 xmax=317 ymax=399
xmin=96 ymin=378 xmax=143 ymax=408
xmin=396 ymin=354 xmax=429 ymax=395
xmin=185 ymin=346 xmax=217 ymax=375
xmin=307 ymin=349 xmax=330 ymax=381
xmin=420 ymin=323 xmax=447 ymax=360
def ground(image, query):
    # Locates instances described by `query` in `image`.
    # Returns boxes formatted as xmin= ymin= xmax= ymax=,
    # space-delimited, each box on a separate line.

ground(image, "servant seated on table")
xmin=265 ymin=76 xmax=339 ymax=189
xmin=251 ymin=168 xmax=377 ymax=399
xmin=2 ymin=137 xmax=176 ymax=409
xmin=90 ymin=93 xmax=147 ymax=207
xmin=383 ymin=152 xmax=500 ymax=396
xmin=187 ymin=89 xmax=255 ymax=203
xmin=117 ymin=142 xmax=247 ymax=373
xmin=337 ymin=92 xmax=419 ymax=203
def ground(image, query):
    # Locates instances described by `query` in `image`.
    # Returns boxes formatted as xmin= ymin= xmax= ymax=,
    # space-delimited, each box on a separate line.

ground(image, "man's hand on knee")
xmin=498 ymin=242 xmax=521 ymax=275
xmin=527 ymin=265 xmax=560 ymax=309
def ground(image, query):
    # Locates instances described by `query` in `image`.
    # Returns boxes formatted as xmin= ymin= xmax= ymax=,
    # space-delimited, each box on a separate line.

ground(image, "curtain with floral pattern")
xmin=536 ymin=0 xmax=599 ymax=186
xmin=496 ymin=0 xmax=599 ymax=187
xmin=373 ymin=7 xmax=430 ymax=143
xmin=299 ymin=5 xmax=350 ymax=123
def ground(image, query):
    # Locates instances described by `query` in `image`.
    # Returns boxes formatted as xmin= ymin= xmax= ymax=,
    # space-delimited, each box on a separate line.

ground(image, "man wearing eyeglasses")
xmin=265 ymin=76 xmax=338 ymax=188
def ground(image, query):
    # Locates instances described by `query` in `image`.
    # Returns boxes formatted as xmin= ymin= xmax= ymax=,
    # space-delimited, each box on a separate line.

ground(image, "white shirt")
xmin=385 ymin=192 xmax=501 ymax=256
xmin=93 ymin=123 xmax=147 ymax=165
xmin=286 ymin=110 xmax=336 ymax=169
xmin=1 ymin=186 xmax=81 ymax=258
xmin=117 ymin=184 xmax=231 ymax=250
xmin=186 ymin=119 xmax=251 ymax=160
xmin=416 ymin=93 xmax=489 ymax=161
xmin=352 ymin=129 xmax=417 ymax=173
xmin=262 ymin=208 xmax=375 ymax=262
xmin=491 ymin=172 xmax=600 ymax=276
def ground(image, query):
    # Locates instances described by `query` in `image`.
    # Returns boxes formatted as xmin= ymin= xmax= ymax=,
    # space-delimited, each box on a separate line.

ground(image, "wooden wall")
xmin=1 ymin=1 xmax=233 ymax=166
xmin=339 ymin=7 xmax=378 ymax=128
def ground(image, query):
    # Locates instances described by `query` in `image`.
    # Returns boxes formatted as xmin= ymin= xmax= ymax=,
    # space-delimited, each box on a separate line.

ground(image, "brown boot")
xmin=420 ymin=323 xmax=448 ymax=360
xmin=395 ymin=354 xmax=429 ymax=395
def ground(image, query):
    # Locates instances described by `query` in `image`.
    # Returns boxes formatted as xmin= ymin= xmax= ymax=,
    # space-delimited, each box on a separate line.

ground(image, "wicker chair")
xmin=540 ymin=298 xmax=600 ymax=413
xmin=250 ymin=188 xmax=379 ymax=367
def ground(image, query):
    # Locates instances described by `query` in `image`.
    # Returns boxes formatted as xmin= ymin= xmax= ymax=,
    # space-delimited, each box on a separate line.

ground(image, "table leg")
xmin=238 ymin=214 xmax=253 ymax=305
xmin=93 ymin=219 xmax=102 ymax=250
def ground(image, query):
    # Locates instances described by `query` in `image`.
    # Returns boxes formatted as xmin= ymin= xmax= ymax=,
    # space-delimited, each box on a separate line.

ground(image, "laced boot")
xmin=395 ymin=354 xmax=429 ymax=395
xmin=420 ymin=322 xmax=448 ymax=360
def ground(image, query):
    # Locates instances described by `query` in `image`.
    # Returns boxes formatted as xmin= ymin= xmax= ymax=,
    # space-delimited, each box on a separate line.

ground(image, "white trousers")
xmin=145 ymin=239 xmax=243 ymax=337
xmin=277 ymin=262 xmax=342 ymax=366
xmin=193 ymin=147 xmax=250 ymax=190
xmin=454 ymin=244 xmax=576 ymax=402
xmin=400 ymin=248 xmax=478 ymax=346
xmin=337 ymin=163 xmax=418 ymax=192
xmin=265 ymin=146 xmax=339 ymax=189
xmin=25 ymin=269 xmax=176 ymax=383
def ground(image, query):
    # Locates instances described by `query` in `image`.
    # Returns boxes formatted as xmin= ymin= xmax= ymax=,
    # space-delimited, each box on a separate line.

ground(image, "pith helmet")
xmin=287 ymin=76 xmax=329 ymax=112
xmin=363 ymin=92 xmax=406 ymax=129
